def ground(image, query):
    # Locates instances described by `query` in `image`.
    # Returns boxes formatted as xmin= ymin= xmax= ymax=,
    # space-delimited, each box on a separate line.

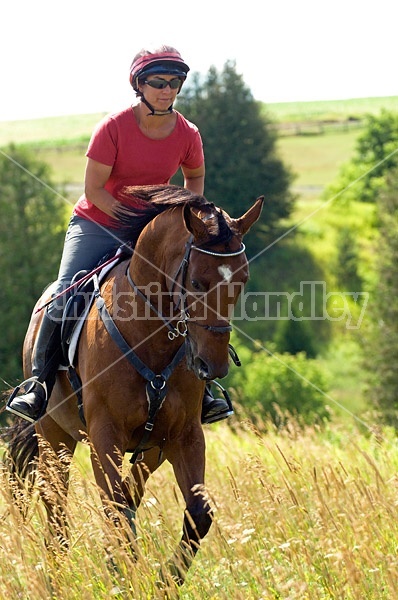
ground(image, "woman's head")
xmin=129 ymin=45 xmax=190 ymax=94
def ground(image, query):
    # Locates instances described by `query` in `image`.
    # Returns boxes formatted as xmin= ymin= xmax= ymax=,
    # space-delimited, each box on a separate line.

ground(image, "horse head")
xmin=116 ymin=185 xmax=263 ymax=381
xmin=181 ymin=196 xmax=264 ymax=380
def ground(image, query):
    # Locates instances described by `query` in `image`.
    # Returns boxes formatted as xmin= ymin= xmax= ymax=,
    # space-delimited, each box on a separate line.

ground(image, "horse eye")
xmin=191 ymin=279 xmax=201 ymax=291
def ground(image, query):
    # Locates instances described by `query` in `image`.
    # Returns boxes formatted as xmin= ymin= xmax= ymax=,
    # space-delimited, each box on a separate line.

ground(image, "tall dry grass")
xmin=1 ymin=418 xmax=398 ymax=599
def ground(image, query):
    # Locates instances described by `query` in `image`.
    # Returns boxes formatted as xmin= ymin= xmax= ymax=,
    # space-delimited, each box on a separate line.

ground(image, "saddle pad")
xmin=65 ymin=248 xmax=127 ymax=367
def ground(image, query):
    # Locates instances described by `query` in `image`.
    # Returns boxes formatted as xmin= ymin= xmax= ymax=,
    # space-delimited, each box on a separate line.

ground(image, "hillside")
xmin=1 ymin=95 xmax=396 ymax=145
xmin=265 ymin=95 xmax=398 ymax=124
xmin=1 ymin=96 xmax=395 ymax=192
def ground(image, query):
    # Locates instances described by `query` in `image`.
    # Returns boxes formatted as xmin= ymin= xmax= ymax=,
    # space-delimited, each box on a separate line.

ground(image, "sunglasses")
xmin=144 ymin=78 xmax=182 ymax=90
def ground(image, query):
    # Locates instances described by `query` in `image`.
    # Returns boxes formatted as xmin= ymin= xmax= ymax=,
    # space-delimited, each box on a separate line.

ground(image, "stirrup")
xmin=202 ymin=380 xmax=234 ymax=424
xmin=211 ymin=380 xmax=233 ymax=411
xmin=6 ymin=377 xmax=48 ymax=422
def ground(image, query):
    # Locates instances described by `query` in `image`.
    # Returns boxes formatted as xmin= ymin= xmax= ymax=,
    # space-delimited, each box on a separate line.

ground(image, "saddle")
xmin=60 ymin=246 xmax=131 ymax=367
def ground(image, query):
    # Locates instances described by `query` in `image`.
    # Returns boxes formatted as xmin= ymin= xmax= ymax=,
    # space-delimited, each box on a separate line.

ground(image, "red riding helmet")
xmin=129 ymin=50 xmax=190 ymax=93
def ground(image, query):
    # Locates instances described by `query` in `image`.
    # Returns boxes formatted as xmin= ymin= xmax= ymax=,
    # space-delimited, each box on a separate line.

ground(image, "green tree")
xmin=175 ymin=61 xmax=295 ymax=253
xmin=324 ymin=110 xmax=398 ymax=205
xmin=274 ymin=315 xmax=318 ymax=358
xmin=239 ymin=241 xmax=331 ymax=350
xmin=364 ymin=169 xmax=398 ymax=426
xmin=335 ymin=226 xmax=363 ymax=292
xmin=0 ymin=144 xmax=67 ymax=386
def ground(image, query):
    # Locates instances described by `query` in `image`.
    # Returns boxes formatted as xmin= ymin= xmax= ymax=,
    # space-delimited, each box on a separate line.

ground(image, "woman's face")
xmin=139 ymin=74 xmax=182 ymax=111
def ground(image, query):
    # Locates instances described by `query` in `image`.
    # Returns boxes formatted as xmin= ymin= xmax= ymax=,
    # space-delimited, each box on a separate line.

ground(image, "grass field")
xmin=14 ymin=128 xmax=362 ymax=197
xmin=0 ymin=113 xmax=107 ymax=146
xmin=265 ymin=95 xmax=398 ymax=123
xmin=0 ymin=111 xmax=367 ymax=195
xmin=277 ymin=128 xmax=362 ymax=189
xmin=1 ymin=95 xmax=396 ymax=146
xmin=1 ymin=420 xmax=397 ymax=599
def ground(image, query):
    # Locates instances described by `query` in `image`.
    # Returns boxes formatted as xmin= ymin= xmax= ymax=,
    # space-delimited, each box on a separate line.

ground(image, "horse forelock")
xmin=196 ymin=206 xmax=236 ymax=249
xmin=113 ymin=184 xmax=235 ymax=248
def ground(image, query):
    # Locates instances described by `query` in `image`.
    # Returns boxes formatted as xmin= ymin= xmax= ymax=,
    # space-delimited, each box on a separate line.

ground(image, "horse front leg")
xmin=164 ymin=425 xmax=213 ymax=586
xmin=88 ymin=421 xmax=137 ymax=538
xmin=124 ymin=446 xmax=166 ymax=530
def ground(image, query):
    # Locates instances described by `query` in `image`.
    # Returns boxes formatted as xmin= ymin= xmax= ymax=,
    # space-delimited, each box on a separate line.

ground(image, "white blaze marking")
xmin=218 ymin=264 xmax=233 ymax=283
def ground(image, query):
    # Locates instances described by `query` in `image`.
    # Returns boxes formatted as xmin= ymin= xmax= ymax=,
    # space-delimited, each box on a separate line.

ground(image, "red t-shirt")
xmin=73 ymin=107 xmax=204 ymax=228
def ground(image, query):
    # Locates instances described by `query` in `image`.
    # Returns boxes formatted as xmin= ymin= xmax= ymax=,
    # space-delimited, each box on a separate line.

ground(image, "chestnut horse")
xmin=5 ymin=185 xmax=263 ymax=585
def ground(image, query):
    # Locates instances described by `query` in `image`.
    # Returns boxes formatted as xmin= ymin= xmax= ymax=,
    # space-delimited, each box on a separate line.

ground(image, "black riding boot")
xmin=7 ymin=311 xmax=61 ymax=423
xmin=201 ymin=383 xmax=234 ymax=424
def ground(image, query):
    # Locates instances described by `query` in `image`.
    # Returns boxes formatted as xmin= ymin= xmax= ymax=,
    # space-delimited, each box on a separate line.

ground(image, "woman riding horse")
xmin=7 ymin=45 xmax=231 ymax=424
xmin=5 ymin=188 xmax=263 ymax=586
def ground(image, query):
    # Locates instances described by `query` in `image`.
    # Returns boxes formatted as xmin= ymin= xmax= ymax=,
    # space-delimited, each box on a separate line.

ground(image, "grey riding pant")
xmin=47 ymin=214 xmax=129 ymax=321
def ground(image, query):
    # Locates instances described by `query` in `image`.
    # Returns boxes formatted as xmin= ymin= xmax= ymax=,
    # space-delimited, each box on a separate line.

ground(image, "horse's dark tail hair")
xmin=1 ymin=401 xmax=39 ymax=483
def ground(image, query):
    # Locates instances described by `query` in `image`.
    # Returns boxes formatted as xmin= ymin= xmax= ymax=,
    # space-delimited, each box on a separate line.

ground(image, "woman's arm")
xmin=182 ymin=164 xmax=205 ymax=195
xmin=84 ymin=158 xmax=119 ymax=217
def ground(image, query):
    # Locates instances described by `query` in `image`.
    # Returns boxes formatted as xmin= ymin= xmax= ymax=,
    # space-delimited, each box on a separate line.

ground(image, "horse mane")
xmin=114 ymin=184 xmax=235 ymax=248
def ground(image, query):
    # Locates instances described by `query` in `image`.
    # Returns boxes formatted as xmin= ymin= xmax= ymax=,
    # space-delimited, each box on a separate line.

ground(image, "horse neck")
xmin=129 ymin=208 xmax=186 ymax=288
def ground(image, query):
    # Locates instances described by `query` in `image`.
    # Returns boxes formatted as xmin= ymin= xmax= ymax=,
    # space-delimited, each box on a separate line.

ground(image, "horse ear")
xmin=183 ymin=203 xmax=210 ymax=242
xmin=231 ymin=196 xmax=264 ymax=236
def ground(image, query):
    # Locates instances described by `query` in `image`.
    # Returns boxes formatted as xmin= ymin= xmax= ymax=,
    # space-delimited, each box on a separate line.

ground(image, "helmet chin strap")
xmin=141 ymin=95 xmax=173 ymax=116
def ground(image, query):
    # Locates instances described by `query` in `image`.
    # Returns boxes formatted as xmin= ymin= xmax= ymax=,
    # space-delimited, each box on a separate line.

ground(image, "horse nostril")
xmin=194 ymin=357 xmax=209 ymax=380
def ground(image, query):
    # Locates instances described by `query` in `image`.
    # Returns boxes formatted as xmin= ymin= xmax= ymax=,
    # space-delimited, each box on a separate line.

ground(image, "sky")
xmin=1 ymin=0 xmax=396 ymax=122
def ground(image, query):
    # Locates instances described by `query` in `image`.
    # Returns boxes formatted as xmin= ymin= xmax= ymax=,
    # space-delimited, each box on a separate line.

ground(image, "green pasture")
xmin=0 ymin=112 xmax=106 ymax=146
xmin=1 ymin=95 xmax=395 ymax=146
xmin=265 ymin=95 xmax=398 ymax=123
xmin=0 ymin=114 xmax=366 ymax=193
xmin=29 ymin=128 xmax=362 ymax=194
xmin=2 ymin=95 xmax=394 ymax=194
xmin=277 ymin=127 xmax=363 ymax=188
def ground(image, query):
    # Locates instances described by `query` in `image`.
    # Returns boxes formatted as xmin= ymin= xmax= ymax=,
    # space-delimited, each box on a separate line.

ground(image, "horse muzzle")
xmin=194 ymin=356 xmax=229 ymax=380
xmin=185 ymin=336 xmax=230 ymax=380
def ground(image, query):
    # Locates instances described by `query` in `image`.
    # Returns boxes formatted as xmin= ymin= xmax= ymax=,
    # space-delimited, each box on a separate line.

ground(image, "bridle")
xmin=126 ymin=234 xmax=246 ymax=341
